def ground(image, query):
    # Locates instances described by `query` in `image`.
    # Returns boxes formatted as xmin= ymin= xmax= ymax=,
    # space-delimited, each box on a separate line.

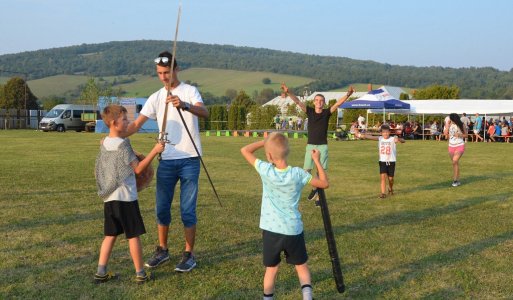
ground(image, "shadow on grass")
xmin=0 ymin=211 xmax=101 ymax=233
xmin=420 ymin=287 xmax=465 ymax=299
xmin=307 ymin=192 xmax=510 ymax=242
xmin=405 ymin=171 xmax=513 ymax=192
xmin=197 ymin=238 xmax=261 ymax=268
xmin=346 ymin=230 xmax=513 ymax=297
xmin=9 ymin=188 xmax=97 ymax=197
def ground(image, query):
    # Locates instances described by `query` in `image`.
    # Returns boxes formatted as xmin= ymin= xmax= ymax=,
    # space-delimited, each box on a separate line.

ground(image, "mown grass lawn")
xmin=1 ymin=130 xmax=513 ymax=299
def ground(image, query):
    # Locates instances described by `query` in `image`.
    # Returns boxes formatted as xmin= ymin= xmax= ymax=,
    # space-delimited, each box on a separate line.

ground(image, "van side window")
xmin=73 ymin=110 xmax=82 ymax=118
xmin=62 ymin=110 xmax=71 ymax=119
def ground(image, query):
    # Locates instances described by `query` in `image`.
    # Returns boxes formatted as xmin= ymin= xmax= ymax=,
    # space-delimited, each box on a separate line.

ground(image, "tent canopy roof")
xmin=367 ymin=99 xmax=513 ymax=115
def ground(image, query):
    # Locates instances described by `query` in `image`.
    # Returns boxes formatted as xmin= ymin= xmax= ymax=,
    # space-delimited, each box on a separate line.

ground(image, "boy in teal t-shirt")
xmin=241 ymin=132 xmax=329 ymax=300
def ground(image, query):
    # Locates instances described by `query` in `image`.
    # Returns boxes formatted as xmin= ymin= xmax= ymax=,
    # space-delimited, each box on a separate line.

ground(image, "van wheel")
xmin=57 ymin=125 xmax=65 ymax=132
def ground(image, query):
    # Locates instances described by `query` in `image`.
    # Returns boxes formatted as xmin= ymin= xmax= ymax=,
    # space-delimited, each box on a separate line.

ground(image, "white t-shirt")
xmin=378 ymin=136 xmax=397 ymax=162
xmin=358 ymin=115 xmax=365 ymax=127
xmin=141 ymin=82 xmax=203 ymax=160
xmin=448 ymin=124 xmax=464 ymax=147
xmin=460 ymin=116 xmax=470 ymax=129
xmin=103 ymin=137 xmax=138 ymax=202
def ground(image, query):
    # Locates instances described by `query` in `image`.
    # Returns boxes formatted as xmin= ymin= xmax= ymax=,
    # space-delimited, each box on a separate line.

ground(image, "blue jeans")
xmin=156 ymin=157 xmax=200 ymax=227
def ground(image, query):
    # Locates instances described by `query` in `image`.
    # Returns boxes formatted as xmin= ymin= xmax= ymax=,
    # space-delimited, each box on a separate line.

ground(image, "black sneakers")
xmin=135 ymin=271 xmax=153 ymax=284
xmin=94 ymin=271 xmax=118 ymax=284
xmin=174 ymin=251 xmax=197 ymax=272
xmin=145 ymin=246 xmax=170 ymax=269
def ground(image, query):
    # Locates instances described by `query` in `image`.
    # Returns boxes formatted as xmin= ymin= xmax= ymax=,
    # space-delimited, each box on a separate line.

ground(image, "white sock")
xmin=302 ymin=284 xmax=313 ymax=300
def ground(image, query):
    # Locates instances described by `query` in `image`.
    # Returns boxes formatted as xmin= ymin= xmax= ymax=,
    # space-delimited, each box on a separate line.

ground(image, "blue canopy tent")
xmin=341 ymin=88 xmax=410 ymax=123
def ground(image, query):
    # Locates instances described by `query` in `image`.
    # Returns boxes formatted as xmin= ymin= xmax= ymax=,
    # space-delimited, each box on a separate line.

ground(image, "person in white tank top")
xmin=444 ymin=113 xmax=468 ymax=187
xmin=357 ymin=125 xmax=405 ymax=199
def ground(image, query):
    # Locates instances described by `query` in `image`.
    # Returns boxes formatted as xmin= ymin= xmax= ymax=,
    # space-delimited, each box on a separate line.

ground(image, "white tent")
xmin=368 ymin=99 xmax=513 ymax=115
xmin=367 ymin=99 xmax=513 ymax=140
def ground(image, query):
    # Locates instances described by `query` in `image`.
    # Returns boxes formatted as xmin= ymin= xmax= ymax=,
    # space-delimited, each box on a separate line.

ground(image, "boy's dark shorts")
xmin=104 ymin=200 xmax=146 ymax=239
xmin=262 ymin=230 xmax=308 ymax=267
xmin=379 ymin=161 xmax=396 ymax=177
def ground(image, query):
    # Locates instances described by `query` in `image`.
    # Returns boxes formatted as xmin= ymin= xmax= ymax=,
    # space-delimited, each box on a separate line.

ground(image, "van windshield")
xmin=45 ymin=109 xmax=64 ymax=118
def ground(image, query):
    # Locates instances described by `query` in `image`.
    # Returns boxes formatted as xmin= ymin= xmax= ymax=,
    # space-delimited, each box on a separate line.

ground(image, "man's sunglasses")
xmin=154 ymin=57 xmax=170 ymax=64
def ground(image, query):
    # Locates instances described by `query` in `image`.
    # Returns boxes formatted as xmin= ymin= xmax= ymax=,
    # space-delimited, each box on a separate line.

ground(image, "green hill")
xmin=2 ymin=40 xmax=513 ymax=99
xmin=25 ymin=68 xmax=315 ymax=99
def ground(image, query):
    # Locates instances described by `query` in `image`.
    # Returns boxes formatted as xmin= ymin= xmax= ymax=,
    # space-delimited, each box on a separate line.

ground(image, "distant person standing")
xmin=281 ymin=82 xmax=355 ymax=204
xmin=473 ymin=113 xmax=483 ymax=142
xmin=460 ymin=113 xmax=470 ymax=142
xmin=289 ymin=118 xmax=294 ymax=130
xmin=460 ymin=113 xmax=470 ymax=129
xmin=444 ymin=113 xmax=467 ymax=187
xmin=357 ymin=114 xmax=365 ymax=128
xmin=274 ymin=115 xmax=281 ymax=130
xmin=297 ymin=117 xmax=303 ymax=131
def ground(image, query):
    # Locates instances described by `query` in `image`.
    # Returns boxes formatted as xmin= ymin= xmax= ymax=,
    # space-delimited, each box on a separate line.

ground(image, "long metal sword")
xmin=165 ymin=4 xmax=222 ymax=207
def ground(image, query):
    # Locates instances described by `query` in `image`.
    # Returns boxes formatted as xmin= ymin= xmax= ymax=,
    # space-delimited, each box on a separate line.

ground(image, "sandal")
xmin=388 ymin=189 xmax=394 ymax=195
xmin=379 ymin=193 xmax=387 ymax=199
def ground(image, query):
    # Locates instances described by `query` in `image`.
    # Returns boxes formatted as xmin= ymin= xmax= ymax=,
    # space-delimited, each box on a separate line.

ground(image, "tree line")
xmin=1 ymin=40 xmax=513 ymax=99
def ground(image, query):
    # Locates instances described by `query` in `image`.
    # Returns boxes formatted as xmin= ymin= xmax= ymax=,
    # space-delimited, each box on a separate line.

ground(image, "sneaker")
xmin=174 ymin=251 xmax=197 ymax=272
xmin=135 ymin=271 xmax=153 ymax=284
xmin=94 ymin=271 xmax=118 ymax=284
xmin=451 ymin=181 xmax=461 ymax=187
xmin=145 ymin=246 xmax=170 ymax=269
xmin=307 ymin=189 xmax=318 ymax=201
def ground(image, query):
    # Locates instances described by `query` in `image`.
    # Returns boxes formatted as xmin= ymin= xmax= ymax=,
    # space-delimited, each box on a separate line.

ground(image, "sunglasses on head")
xmin=154 ymin=57 xmax=170 ymax=64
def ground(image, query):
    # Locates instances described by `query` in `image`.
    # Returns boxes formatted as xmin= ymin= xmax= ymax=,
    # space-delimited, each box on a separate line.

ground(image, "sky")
xmin=1 ymin=0 xmax=512 ymax=71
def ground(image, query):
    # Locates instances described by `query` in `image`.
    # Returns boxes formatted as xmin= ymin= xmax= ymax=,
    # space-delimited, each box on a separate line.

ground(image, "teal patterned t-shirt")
xmin=254 ymin=159 xmax=312 ymax=235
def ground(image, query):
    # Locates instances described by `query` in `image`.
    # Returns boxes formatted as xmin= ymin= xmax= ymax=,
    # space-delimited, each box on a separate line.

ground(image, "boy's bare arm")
xmin=330 ymin=86 xmax=355 ymax=114
xmin=281 ymin=83 xmax=306 ymax=113
xmin=131 ymin=142 xmax=165 ymax=175
xmin=358 ymin=132 xmax=379 ymax=141
xmin=240 ymin=140 xmax=265 ymax=166
xmin=309 ymin=149 xmax=329 ymax=189
xmin=395 ymin=136 xmax=406 ymax=143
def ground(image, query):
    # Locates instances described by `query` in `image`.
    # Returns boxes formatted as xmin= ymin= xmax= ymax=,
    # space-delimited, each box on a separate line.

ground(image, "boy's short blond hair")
xmin=101 ymin=104 xmax=127 ymax=128
xmin=264 ymin=132 xmax=290 ymax=160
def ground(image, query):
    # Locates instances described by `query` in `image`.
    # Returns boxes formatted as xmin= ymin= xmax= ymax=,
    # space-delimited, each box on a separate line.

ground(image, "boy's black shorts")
xmin=262 ymin=230 xmax=308 ymax=267
xmin=379 ymin=161 xmax=396 ymax=177
xmin=104 ymin=200 xmax=146 ymax=239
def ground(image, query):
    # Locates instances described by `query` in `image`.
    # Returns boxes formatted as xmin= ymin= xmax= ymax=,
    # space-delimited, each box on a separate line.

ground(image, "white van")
xmin=40 ymin=104 xmax=98 ymax=132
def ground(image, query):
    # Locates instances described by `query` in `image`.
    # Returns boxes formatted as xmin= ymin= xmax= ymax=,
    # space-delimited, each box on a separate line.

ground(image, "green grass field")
xmin=24 ymin=68 xmax=315 ymax=99
xmin=1 ymin=131 xmax=513 ymax=299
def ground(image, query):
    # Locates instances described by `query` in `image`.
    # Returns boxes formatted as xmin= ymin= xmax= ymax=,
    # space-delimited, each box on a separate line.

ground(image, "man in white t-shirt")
xmin=125 ymin=51 xmax=209 ymax=273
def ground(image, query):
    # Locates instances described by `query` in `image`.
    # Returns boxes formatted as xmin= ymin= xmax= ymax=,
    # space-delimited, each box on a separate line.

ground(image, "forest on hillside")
xmin=1 ymin=40 xmax=513 ymax=99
